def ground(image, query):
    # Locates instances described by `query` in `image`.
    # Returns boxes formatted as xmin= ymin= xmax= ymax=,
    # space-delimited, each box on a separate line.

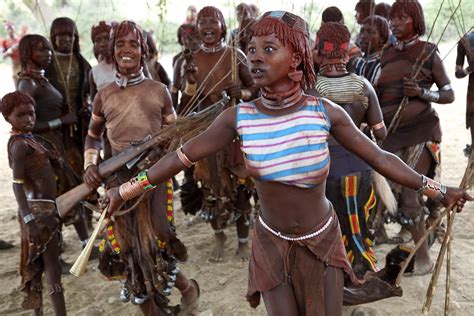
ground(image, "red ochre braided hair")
xmin=389 ymin=0 xmax=426 ymax=36
xmin=197 ymin=6 xmax=227 ymax=40
xmin=251 ymin=11 xmax=316 ymax=90
xmin=0 ymin=91 xmax=36 ymax=120
xmin=315 ymin=22 xmax=351 ymax=60
xmin=110 ymin=21 xmax=147 ymax=69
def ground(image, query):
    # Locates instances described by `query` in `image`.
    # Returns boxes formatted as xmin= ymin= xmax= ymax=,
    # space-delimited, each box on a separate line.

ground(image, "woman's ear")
xmin=292 ymin=52 xmax=302 ymax=68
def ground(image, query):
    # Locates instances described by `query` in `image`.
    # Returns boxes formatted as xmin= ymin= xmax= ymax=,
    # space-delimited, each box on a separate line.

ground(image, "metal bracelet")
xmin=417 ymin=175 xmax=446 ymax=203
xmin=47 ymin=118 xmax=62 ymax=130
xmin=421 ymin=88 xmax=439 ymax=102
xmin=23 ymin=213 xmax=35 ymax=224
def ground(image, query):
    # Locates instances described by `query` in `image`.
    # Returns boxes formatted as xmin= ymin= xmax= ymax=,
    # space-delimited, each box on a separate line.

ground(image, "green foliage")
xmin=423 ymin=0 xmax=472 ymax=42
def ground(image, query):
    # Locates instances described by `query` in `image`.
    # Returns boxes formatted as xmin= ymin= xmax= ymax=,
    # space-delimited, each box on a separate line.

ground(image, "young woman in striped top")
xmin=103 ymin=11 xmax=471 ymax=316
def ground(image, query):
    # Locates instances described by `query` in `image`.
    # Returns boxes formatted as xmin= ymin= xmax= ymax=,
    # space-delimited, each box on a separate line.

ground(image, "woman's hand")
xmin=83 ymin=165 xmax=102 ymax=189
xmin=26 ymin=221 xmax=41 ymax=245
xmin=184 ymin=62 xmax=198 ymax=84
xmin=442 ymin=187 xmax=473 ymax=212
xmin=61 ymin=112 xmax=78 ymax=125
xmin=225 ymin=83 xmax=243 ymax=99
xmin=103 ymin=186 xmax=124 ymax=216
xmin=403 ymin=77 xmax=422 ymax=97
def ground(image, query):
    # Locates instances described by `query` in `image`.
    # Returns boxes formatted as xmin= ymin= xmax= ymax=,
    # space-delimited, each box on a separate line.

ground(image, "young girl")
xmin=1 ymin=91 xmax=66 ymax=315
xmin=103 ymin=11 xmax=470 ymax=315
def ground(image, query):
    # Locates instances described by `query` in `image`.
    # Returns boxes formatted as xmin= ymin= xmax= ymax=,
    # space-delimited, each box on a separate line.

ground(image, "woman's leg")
xmin=324 ymin=266 xmax=344 ymax=316
xmin=42 ymin=232 xmax=67 ymax=316
xmin=262 ymin=282 xmax=299 ymax=316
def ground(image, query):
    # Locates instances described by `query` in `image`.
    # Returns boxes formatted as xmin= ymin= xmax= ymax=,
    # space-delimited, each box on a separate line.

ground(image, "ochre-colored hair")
xmin=197 ymin=6 xmax=227 ymax=39
xmin=362 ymin=15 xmax=390 ymax=43
xmin=91 ymin=21 xmax=112 ymax=42
xmin=110 ymin=21 xmax=147 ymax=68
xmin=316 ymin=22 xmax=351 ymax=59
xmin=19 ymin=34 xmax=52 ymax=70
xmin=251 ymin=13 xmax=315 ymax=89
xmin=50 ymin=17 xmax=81 ymax=53
xmin=0 ymin=91 xmax=36 ymax=120
xmin=389 ymin=0 xmax=426 ymax=36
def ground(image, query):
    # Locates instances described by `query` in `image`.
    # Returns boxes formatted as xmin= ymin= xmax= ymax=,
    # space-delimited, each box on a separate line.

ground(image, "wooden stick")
xmin=444 ymin=211 xmax=452 ymax=316
xmin=421 ymin=148 xmax=473 ymax=314
xmin=396 ymin=148 xmax=474 ymax=286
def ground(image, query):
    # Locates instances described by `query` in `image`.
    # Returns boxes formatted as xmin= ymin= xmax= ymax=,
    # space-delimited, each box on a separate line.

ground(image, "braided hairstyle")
xmin=110 ymin=21 xmax=147 ymax=69
xmin=50 ymin=17 xmax=81 ymax=53
xmin=251 ymin=11 xmax=315 ymax=89
xmin=19 ymin=34 xmax=52 ymax=70
xmin=315 ymin=22 xmax=351 ymax=60
xmin=389 ymin=0 xmax=426 ymax=36
xmin=197 ymin=6 xmax=227 ymax=40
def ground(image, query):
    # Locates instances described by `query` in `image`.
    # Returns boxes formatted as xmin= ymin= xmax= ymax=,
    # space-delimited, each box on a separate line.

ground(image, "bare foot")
xmin=209 ymin=232 xmax=227 ymax=262
xmin=179 ymin=279 xmax=200 ymax=316
xmin=237 ymin=241 xmax=250 ymax=261
xmin=406 ymin=256 xmax=434 ymax=276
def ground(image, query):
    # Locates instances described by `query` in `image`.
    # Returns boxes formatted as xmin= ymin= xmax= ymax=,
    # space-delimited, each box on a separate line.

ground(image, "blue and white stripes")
xmin=236 ymin=97 xmax=331 ymax=188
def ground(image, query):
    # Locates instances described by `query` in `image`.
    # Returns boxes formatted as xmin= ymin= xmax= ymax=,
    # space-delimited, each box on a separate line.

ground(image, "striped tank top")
xmin=236 ymin=96 xmax=331 ymax=188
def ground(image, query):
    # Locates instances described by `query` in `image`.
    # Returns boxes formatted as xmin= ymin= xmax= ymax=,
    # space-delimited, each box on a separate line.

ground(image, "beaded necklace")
xmin=200 ymin=39 xmax=226 ymax=53
xmin=260 ymin=82 xmax=303 ymax=110
xmin=395 ymin=35 xmax=419 ymax=51
xmin=115 ymin=67 xmax=145 ymax=88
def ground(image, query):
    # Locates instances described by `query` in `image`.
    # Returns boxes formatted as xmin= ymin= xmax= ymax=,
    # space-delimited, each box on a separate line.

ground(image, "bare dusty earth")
xmin=0 ymin=42 xmax=472 ymax=315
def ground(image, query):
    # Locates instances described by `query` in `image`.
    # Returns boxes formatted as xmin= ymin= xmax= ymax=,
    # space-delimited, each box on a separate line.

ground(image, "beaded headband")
xmin=261 ymin=11 xmax=309 ymax=38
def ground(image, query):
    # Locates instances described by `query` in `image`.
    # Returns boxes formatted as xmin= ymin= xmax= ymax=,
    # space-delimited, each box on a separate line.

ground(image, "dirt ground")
xmin=0 ymin=42 xmax=472 ymax=315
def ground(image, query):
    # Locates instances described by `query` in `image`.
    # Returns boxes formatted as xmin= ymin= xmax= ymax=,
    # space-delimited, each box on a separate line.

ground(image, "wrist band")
xmin=164 ymin=110 xmax=177 ymax=124
xmin=184 ymin=81 xmax=197 ymax=96
xmin=421 ymin=88 xmax=440 ymax=102
xmin=241 ymin=89 xmax=252 ymax=101
xmin=176 ymin=146 xmax=195 ymax=168
xmin=417 ymin=175 xmax=447 ymax=203
xmin=84 ymin=148 xmax=100 ymax=170
xmin=91 ymin=113 xmax=105 ymax=123
xmin=118 ymin=170 xmax=156 ymax=201
xmin=23 ymin=213 xmax=35 ymax=224
xmin=13 ymin=178 xmax=25 ymax=184
xmin=48 ymin=118 xmax=62 ymax=130
xmin=87 ymin=129 xmax=102 ymax=139
xmin=370 ymin=122 xmax=385 ymax=131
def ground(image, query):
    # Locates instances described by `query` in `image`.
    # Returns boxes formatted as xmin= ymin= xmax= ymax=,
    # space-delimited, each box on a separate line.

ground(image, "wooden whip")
xmin=70 ymin=206 xmax=108 ymax=277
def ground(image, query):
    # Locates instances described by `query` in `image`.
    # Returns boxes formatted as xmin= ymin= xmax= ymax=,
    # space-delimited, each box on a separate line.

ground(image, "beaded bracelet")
xmin=118 ymin=170 xmax=156 ymax=201
xmin=417 ymin=175 xmax=447 ymax=203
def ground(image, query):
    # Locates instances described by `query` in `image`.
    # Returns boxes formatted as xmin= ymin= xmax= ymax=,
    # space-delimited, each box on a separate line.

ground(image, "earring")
xmin=288 ymin=66 xmax=303 ymax=82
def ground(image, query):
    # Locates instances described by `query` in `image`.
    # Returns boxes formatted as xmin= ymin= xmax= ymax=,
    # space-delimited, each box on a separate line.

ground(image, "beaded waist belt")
xmin=258 ymin=214 xmax=333 ymax=241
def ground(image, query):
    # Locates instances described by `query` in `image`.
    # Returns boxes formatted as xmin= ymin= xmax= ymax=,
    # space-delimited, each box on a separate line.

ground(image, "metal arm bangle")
xmin=48 ymin=118 xmax=62 ymax=130
xmin=176 ymin=147 xmax=195 ymax=168
xmin=417 ymin=175 xmax=447 ymax=203
xmin=84 ymin=148 xmax=100 ymax=170
xmin=421 ymin=88 xmax=440 ymax=102
xmin=370 ymin=122 xmax=385 ymax=131
xmin=23 ymin=213 xmax=35 ymax=224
